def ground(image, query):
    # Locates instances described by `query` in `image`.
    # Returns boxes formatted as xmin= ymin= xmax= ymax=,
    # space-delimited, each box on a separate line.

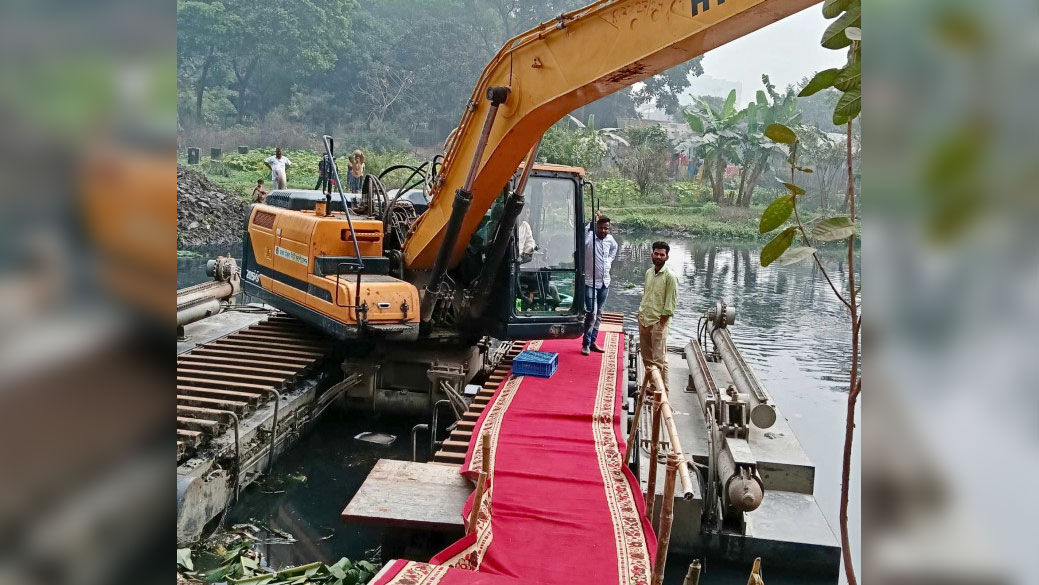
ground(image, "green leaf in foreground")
xmin=798 ymin=68 xmax=841 ymax=97
xmin=822 ymin=0 xmax=851 ymax=19
xmin=779 ymin=181 xmax=806 ymax=195
xmin=764 ymin=123 xmax=798 ymax=144
xmin=761 ymin=227 xmax=797 ymax=267
xmin=821 ymin=4 xmax=860 ymax=49
xmin=833 ymin=87 xmax=861 ymax=124
xmin=812 ymin=216 xmax=856 ymax=241
xmin=834 ymin=60 xmax=861 ymax=92
xmin=177 ymin=548 xmax=194 ymax=571
xmin=778 ymin=246 xmax=817 ymax=266
xmin=759 ymin=195 xmax=794 ymax=233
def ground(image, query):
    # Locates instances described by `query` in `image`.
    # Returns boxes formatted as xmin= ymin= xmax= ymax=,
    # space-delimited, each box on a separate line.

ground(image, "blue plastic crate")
xmin=512 ymin=350 xmax=559 ymax=378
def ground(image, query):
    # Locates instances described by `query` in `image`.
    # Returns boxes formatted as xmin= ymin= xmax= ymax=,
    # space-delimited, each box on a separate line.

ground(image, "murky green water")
xmin=179 ymin=235 xmax=861 ymax=584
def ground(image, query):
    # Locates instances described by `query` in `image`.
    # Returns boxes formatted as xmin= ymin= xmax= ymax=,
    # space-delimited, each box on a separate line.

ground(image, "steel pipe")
xmin=708 ymin=325 xmax=777 ymax=429
xmin=177 ymin=298 xmax=222 ymax=327
xmin=177 ymin=281 xmax=235 ymax=309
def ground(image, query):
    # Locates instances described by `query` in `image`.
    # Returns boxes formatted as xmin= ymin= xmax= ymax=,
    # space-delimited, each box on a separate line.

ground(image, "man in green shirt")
xmin=637 ymin=241 xmax=678 ymax=390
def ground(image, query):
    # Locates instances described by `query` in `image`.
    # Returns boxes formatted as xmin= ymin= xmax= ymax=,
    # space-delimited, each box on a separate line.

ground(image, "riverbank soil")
xmin=178 ymin=165 xmax=249 ymax=247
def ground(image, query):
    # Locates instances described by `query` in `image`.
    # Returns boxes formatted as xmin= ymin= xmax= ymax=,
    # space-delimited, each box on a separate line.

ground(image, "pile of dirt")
xmin=178 ymin=165 xmax=249 ymax=247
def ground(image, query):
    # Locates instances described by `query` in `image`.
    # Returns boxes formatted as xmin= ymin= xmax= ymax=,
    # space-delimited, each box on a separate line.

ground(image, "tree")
xmin=759 ymin=1 xmax=861 ymax=583
xmin=678 ymin=89 xmax=746 ymax=204
xmin=177 ymin=1 xmax=233 ymax=122
xmin=619 ymin=125 xmax=672 ymax=199
xmin=632 ymin=60 xmax=705 ymax=116
xmin=215 ymin=0 xmax=353 ymax=124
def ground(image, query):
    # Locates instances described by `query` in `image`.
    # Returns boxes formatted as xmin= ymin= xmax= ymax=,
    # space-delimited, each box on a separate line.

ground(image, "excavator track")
xmin=176 ymin=314 xmax=329 ymax=461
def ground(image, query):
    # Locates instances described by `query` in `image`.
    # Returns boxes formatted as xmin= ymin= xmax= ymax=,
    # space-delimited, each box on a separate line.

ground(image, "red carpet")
xmin=373 ymin=331 xmax=656 ymax=585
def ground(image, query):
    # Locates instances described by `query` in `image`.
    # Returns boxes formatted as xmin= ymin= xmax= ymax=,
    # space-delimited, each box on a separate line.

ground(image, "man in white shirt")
xmin=264 ymin=147 xmax=292 ymax=189
xmin=582 ymin=212 xmax=618 ymax=355
xmin=516 ymin=206 xmax=536 ymax=262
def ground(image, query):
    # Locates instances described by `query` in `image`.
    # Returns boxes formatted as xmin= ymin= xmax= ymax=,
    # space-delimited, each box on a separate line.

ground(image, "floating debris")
xmin=354 ymin=432 xmax=397 ymax=446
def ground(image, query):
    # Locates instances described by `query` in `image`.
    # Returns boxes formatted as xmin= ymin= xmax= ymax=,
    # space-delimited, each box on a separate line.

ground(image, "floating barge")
xmin=177 ymin=300 xmax=840 ymax=581
xmin=344 ymin=310 xmax=841 ymax=582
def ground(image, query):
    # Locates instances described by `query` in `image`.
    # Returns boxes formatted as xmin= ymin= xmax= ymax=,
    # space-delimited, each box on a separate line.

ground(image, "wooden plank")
xmin=433 ymin=451 xmax=465 ymax=464
xmin=177 ymin=385 xmax=262 ymax=401
xmin=177 ymin=416 xmax=221 ymax=431
xmin=189 ymin=347 xmax=317 ymax=365
xmin=176 ymin=394 xmax=249 ymax=412
xmin=341 ymin=459 xmax=469 ymax=531
xmin=215 ymin=336 xmax=323 ymax=352
xmin=176 ymin=357 xmax=299 ymax=377
xmin=209 ymin=339 xmax=324 ymax=358
xmin=176 ymin=368 xmax=285 ymax=385
xmin=234 ymin=332 xmax=328 ymax=348
xmin=177 ymin=376 xmax=275 ymax=391
xmin=177 ymin=404 xmax=233 ymax=419
xmin=441 ymin=439 xmax=469 ymax=452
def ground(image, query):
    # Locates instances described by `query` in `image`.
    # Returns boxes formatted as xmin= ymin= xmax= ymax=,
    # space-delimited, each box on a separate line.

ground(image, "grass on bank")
xmin=179 ymin=148 xmax=421 ymax=199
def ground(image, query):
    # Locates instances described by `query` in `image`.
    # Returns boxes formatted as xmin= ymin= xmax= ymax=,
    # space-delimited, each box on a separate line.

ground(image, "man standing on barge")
xmin=581 ymin=212 xmax=618 ymax=355
xmin=637 ymin=241 xmax=677 ymax=389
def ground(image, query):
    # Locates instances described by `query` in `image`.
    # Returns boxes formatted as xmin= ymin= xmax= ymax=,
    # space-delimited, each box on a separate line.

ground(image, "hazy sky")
xmin=686 ymin=5 xmax=845 ymax=102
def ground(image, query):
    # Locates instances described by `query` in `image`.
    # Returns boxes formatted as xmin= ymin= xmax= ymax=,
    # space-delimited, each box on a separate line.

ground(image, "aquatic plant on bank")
xmin=177 ymin=528 xmax=380 ymax=585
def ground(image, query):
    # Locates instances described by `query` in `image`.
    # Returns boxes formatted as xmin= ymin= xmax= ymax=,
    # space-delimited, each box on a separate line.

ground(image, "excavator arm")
xmin=402 ymin=0 xmax=819 ymax=270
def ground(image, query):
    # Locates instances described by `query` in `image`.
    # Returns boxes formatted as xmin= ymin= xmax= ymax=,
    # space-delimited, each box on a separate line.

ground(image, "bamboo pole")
xmin=624 ymin=374 xmax=653 ymax=464
xmin=467 ymin=470 xmax=488 ymax=534
xmin=746 ymin=557 xmax=764 ymax=585
xmin=682 ymin=560 xmax=702 ymax=585
xmin=645 ymin=390 xmax=663 ymax=522
xmin=648 ymin=367 xmax=695 ymax=500
xmin=468 ymin=433 xmax=491 ymax=534
xmin=651 ymin=454 xmax=680 ymax=585
xmin=481 ymin=432 xmax=491 ymax=474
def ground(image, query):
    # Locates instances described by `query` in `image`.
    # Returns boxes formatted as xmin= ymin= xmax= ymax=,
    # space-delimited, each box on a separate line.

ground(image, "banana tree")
xmin=733 ymin=76 xmax=802 ymax=207
xmin=678 ymin=89 xmax=746 ymax=204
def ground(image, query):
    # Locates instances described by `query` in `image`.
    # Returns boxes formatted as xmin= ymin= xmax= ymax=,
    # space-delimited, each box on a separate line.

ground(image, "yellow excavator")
xmin=241 ymin=0 xmax=817 ymax=412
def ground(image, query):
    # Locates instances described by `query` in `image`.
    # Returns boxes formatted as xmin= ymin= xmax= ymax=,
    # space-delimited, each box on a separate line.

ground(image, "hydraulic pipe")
xmin=421 ymin=87 xmax=510 ymax=323
xmin=685 ymin=340 xmax=720 ymax=419
xmin=468 ymin=192 xmax=525 ymax=318
xmin=709 ymin=325 xmax=777 ymax=429
xmin=468 ymin=138 xmax=540 ymax=319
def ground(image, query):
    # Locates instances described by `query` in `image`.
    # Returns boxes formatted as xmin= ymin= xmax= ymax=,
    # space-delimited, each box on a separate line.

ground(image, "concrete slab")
xmin=342 ymin=459 xmax=471 ymax=531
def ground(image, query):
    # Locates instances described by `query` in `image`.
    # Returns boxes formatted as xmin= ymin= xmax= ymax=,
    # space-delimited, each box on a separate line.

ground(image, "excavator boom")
xmin=403 ymin=0 xmax=819 ymax=269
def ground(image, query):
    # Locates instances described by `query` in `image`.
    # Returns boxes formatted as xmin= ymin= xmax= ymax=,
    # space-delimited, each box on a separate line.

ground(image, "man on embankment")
xmin=637 ymin=241 xmax=677 ymax=390
xmin=264 ymin=147 xmax=292 ymax=190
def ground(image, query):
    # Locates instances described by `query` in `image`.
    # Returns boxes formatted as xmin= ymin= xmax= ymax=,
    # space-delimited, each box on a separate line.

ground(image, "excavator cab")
xmin=483 ymin=164 xmax=588 ymax=341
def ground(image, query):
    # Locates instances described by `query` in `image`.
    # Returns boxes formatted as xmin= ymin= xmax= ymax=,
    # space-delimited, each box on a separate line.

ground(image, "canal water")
xmin=179 ymin=235 xmax=861 ymax=584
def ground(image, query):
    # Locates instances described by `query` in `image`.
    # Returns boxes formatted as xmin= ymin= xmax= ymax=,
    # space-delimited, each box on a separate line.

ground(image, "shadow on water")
xmin=178 ymin=235 xmax=861 ymax=583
